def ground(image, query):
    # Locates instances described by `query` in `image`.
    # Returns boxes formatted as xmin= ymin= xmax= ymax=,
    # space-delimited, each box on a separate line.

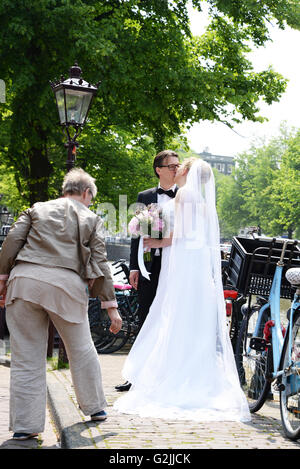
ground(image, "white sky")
xmin=186 ymin=4 xmax=300 ymax=157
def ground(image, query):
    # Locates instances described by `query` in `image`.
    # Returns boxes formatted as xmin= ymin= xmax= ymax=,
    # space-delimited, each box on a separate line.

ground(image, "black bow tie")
xmin=157 ymin=188 xmax=176 ymax=198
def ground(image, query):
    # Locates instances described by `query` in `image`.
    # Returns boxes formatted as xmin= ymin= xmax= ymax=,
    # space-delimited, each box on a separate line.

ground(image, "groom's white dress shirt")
xmin=154 ymin=183 xmax=176 ymax=256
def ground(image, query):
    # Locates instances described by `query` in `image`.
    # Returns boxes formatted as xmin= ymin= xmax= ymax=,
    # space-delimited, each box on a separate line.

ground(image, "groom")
xmin=115 ymin=149 xmax=179 ymax=392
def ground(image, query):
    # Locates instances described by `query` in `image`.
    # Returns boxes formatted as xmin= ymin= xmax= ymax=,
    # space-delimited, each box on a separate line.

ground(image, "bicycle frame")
xmin=269 ymin=262 xmax=285 ymax=377
xmin=286 ymin=293 xmax=300 ymax=372
xmin=251 ymin=241 xmax=300 ymax=380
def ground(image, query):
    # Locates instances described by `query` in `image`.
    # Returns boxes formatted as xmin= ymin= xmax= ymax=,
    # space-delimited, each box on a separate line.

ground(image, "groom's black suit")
xmin=130 ymin=186 xmax=177 ymax=327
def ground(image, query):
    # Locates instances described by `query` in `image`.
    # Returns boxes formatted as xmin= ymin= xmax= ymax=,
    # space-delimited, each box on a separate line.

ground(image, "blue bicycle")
xmin=234 ymin=239 xmax=300 ymax=440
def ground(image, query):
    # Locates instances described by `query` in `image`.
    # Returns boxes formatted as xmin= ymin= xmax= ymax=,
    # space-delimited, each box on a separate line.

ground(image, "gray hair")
xmin=62 ymin=168 xmax=97 ymax=198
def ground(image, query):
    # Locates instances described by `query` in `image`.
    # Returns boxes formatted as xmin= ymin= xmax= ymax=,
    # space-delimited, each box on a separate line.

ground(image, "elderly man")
xmin=0 ymin=168 xmax=122 ymax=440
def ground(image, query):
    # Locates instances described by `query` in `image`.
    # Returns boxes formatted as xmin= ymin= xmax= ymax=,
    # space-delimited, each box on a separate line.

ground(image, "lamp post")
xmin=50 ymin=62 xmax=99 ymax=171
xmin=49 ymin=63 xmax=99 ymax=365
xmin=0 ymin=205 xmax=11 ymax=340
xmin=0 ymin=206 xmax=10 ymax=226
xmin=0 ymin=206 xmax=10 ymax=248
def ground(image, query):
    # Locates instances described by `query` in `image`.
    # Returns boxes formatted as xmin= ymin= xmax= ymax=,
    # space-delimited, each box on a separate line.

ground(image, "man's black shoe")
xmin=115 ymin=381 xmax=132 ymax=392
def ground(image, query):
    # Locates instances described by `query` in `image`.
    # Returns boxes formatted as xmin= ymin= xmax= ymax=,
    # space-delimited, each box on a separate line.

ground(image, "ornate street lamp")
xmin=50 ymin=63 xmax=99 ymax=171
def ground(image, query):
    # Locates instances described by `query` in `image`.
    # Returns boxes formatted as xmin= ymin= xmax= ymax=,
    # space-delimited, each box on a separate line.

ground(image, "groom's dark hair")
xmin=153 ymin=150 xmax=179 ymax=178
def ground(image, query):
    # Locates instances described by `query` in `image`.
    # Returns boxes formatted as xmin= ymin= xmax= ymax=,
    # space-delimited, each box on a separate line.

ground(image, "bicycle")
xmin=88 ymin=259 xmax=140 ymax=354
xmin=222 ymin=256 xmax=247 ymax=350
xmin=234 ymin=238 xmax=300 ymax=440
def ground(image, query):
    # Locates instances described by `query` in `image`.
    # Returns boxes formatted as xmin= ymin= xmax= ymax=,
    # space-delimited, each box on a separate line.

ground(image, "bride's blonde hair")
xmin=182 ymin=157 xmax=211 ymax=182
xmin=181 ymin=157 xmax=198 ymax=171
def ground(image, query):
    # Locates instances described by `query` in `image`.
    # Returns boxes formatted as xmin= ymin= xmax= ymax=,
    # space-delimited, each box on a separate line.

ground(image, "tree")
xmin=216 ymin=125 xmax=300 ymax=238
xmin=216 ymin=171 xmax=248 ymax=238
xmin=0 ymin=0 xmax=299 ymax=208
xmin=267 ymin=130 xmax=300 ymax=238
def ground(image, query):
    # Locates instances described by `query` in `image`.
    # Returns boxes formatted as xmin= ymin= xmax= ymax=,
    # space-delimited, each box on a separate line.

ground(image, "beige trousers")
xmin=6 ymin=298 xmax=107 ymax=433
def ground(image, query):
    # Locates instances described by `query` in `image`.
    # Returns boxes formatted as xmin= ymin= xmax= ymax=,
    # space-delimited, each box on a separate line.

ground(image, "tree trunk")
xmin=28 ymin=127 xmax=53 ymax=205
xmin=287 ymin=226 xmax=294 ymax=239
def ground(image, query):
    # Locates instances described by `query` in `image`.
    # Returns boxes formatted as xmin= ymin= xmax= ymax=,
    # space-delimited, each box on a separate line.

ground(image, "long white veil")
xmin=163 ymin=158 xmax=250 ymax=420
xmin=171 ymin=159 xmax=230 ymax=360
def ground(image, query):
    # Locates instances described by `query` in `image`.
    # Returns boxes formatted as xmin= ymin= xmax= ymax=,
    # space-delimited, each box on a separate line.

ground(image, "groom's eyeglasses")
xmin=159 ymin=164 xmax=180 ymax=171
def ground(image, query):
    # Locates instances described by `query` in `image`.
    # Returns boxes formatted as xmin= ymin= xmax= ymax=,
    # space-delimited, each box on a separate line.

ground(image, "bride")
xmin=114 ymin=158 xmax=250 ymax=422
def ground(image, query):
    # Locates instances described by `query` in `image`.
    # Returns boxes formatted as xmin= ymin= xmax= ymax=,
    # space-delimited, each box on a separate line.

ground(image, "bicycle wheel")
xmin=96 ymin=307 xmax=131 ymax=354
xmin=235 ymin=305 xmax=273 ymax=413
xmin=279 ymin=308 xmax=300 ymax=440
xmin=120 ymin=293 xmax=140 ymax=345
xmin=88 ymin=298 xmax=131 ymax=354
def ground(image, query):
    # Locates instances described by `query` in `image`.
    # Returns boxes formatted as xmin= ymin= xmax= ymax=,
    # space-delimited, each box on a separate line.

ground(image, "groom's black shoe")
xmin=115 ymin=381 xmax=132 ymax=392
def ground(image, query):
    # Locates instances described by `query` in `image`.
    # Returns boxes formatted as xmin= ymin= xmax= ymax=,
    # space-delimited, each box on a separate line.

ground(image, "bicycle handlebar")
xmin=111 ymin=259 xmax=130 ymax=282
xmin=112 ymin=259 xmax=127 ymax=266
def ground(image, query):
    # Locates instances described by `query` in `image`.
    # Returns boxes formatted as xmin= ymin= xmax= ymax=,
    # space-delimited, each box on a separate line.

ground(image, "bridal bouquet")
xmin=128 ymin=204 xmax=166 ymax=262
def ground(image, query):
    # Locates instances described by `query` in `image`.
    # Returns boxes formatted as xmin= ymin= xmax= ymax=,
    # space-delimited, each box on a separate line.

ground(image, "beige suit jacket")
xmin=0 ymin=197 xmax=116 ymax=305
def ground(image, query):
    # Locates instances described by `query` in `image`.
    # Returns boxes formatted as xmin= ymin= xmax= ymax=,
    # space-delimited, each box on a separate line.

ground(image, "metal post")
xmin=47 ymin=321 xmax=55 ymax=357
xmin=47 ymin=144 xmax=76 ymax=367
xmin=55 ymin=144 xmax=77 ymax=367
xmin=0 ymin=306 xmax=5 ymax=340
xmin=66 ymin=141 xmax=77 ymax=172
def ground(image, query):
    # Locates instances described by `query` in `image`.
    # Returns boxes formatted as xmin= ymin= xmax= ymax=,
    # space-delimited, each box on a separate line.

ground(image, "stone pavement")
xmin=47 ymin=350 xmax=300 ymax=450
xmin=1 ymin=342 xmax=300 ymax=451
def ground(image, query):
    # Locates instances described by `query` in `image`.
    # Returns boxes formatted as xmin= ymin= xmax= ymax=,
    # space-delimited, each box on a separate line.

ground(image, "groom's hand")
xmin=129 ymin=271 xmax=139 ymax=290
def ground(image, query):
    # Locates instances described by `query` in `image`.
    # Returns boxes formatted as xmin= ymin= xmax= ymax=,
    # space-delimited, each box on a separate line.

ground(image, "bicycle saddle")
xmin=113 ymin=283 xmax=132 ymax=290
xmin=285 ymin=268 xmax=300 ymax=287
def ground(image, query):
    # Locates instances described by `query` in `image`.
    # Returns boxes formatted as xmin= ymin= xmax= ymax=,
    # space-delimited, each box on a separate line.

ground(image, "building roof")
xmin=198 ymin=150 xmax=234 ymax=163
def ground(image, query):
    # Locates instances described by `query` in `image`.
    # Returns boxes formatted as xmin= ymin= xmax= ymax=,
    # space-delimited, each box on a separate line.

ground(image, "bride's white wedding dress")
xmin=114 ymin=161 xmax=250 ymax=422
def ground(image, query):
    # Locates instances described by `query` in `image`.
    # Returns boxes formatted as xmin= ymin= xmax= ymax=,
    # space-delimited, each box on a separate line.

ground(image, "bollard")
xmin=47 ymin=320 xmax=69 ymax=368
xmin=0 ymin=306 xmax=5 ymax=340
xmin=47 ymin=321 xmax=55 ymax=357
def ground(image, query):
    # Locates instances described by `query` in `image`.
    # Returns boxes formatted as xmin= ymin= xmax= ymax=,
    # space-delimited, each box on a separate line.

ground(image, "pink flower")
xmin=128 ymin=216 xmax=140 ymax=237
xmin=152 ymin=217 xmax=164 ymax=232
xmin=128 ymin=204 xmax=166 ymax=239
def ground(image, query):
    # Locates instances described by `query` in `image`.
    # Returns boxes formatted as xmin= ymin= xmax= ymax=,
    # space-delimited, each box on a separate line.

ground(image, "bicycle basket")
xmin=227 ymin=237 xmax=300 ymax=298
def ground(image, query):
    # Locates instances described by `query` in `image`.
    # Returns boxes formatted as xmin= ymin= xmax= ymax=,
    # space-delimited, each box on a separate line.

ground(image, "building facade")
xmin=197 ymin=150 xmax=234 ymax=175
